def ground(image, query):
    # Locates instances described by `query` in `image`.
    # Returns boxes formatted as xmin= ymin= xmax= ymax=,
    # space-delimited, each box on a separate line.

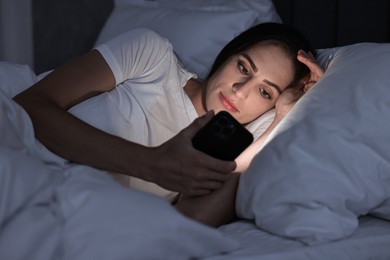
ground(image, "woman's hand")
xmin=297 ymin=50 xmax=324 ymax=92
xmin=144 ymin=111 xmax=236 ymax=196
xmin=275 ymin=50 xmax=325 ymax=119
xmin=274 ymin=86 xmax=303 ymax=118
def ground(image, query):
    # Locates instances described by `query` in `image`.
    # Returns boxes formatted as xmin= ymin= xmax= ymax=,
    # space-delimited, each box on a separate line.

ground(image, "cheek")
xmin=206 ymin=72 xmax=221 ymax=93
xmin=207 ymin=60 xmax=237 ymax=87
xmin=204 ymin=80 xmax=217 ymax=103
xmin=204 ymin=72 xmax=229 ymax=103
xmin=203 ymin=80 xmax=221 ymax=111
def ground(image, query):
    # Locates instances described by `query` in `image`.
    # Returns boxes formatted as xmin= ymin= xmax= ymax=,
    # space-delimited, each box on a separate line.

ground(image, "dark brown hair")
xmin=207 ymin=22 xmax=313 ymax=88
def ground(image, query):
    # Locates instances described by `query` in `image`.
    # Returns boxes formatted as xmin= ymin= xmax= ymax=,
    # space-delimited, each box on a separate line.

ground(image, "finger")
xmin=297 ymin=51 xmax=317 ymax=68
xmin=184 ymin=179 xmax=226 ymax=196
xmin=184 ymin=188 xmax=212 ymax=197
xmin=204 ymin=168 xmax=232 ymax=183
xmin=200 ymin=153 xmax=237 ymax=176
xmin=304 ymin=81 xmax=318 ymax=92
xmin=297 ymin=50 xmax=324 ymax=78
xmin=190 ymin=155 xmax=235 ymax=182
xmin=307 ymin=51 xmax=316 ymax=60
xmin=198 ymin=180 xmax=224 ymax=191
xmin=297 ymin=50 xmax=321 ymax=70
xmin=181 ymin=110 xmax=214 ymax=139
xmin=297 ymin=49 xmax=316 ymax=62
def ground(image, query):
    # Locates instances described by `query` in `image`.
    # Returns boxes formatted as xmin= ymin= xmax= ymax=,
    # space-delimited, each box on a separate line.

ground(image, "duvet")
xmin=0 ymin=62 xmax=238 ymax=259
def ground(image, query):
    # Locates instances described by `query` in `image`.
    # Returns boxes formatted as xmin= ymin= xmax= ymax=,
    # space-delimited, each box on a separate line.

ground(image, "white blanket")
xmin=0 ymin=62 xmax=239 ymax=259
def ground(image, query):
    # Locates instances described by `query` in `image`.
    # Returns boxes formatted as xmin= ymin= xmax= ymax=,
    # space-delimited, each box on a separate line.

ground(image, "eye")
xmin=237 ymin=61 xmax=249 ymax=75
xmin=259 ymin=88 xmax=272 ymax=99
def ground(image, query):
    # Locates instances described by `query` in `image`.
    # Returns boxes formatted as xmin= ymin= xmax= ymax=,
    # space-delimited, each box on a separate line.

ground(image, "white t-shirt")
xmin=69 ymin=28 xmax=198 ymax=201
xmin=68 ymin=28 xmax=275 ymax=201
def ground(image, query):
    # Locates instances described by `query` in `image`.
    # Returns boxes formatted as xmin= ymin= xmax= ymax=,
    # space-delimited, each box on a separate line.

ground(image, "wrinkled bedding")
xmin=0 ymin=62 xmax=239 ymax=259
xmin=2 ymin=61 xmax=390 ymax=260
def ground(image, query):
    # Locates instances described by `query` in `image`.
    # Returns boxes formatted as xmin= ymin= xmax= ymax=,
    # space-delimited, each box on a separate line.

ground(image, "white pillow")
xmin=245 ymin=108 xmax=275 ymax=140
xmin=115 ymin=0 xmax=281 ymax=24
xmin=96 ymin=1 xmax=281 ymax=79
xmin=236 ymin=42 xmax=390 ymax=245
xmin=0 ymin=61 xmax=37 ymax=98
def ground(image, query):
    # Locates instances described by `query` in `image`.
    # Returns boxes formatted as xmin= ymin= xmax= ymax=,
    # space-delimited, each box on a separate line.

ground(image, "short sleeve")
xmin=94 ymin=28 xmax=173 ymax=85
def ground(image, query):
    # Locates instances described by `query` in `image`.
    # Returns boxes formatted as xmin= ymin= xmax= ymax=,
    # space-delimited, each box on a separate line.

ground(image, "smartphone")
xmin=192 ymin=111 xmax=254 ymax=161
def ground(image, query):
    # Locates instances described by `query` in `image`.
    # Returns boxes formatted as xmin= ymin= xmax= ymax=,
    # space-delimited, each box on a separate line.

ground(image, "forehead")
xmin=247 ymin=39 xmax=290 ymax=53
xmin=245 ymin=40 xmax=291 ymax=58
xmin=243 ymin=43 xmax=295 ymax=90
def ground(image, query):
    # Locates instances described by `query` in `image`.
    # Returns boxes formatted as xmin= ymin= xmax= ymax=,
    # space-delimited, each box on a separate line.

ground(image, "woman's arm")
xmin=175 ymin=172 xmax=240 ymax=227
xmin=14 ymin=50 xmax=148 ymax=175
xmin=14 ymin=50 xmax=235 ymax=196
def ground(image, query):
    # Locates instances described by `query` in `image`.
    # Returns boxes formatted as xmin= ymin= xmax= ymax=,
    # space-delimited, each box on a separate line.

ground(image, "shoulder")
xmin=103 ymin=28 xmax=173 ymax=55
xmin=130 ymin=28 xmax=168 ymax=44
xmin=95 ymin=28 xmax=176 ymax=83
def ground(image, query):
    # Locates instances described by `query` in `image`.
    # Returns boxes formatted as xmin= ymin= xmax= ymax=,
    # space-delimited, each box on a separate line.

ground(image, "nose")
xmin=232 ymin=79 xmax=254 ymax=99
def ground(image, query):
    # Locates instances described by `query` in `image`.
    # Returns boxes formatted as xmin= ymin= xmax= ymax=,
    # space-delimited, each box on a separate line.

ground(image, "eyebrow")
xmin=241 ymin=53 xmax=283 ymax=94
xmin=242 ymin=53 xmax=258 ymax=72
xmin=263 ymin=79 xmax=282 ymax=94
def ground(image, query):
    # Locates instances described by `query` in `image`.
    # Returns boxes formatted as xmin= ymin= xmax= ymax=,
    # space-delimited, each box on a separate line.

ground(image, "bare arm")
xmin=14 ymin=51 xmax=136 ymax=172
xmin=14 ymin=50 xmax=235 ymax=196
xmin=175 ymin=172 xmax=240 ymax=227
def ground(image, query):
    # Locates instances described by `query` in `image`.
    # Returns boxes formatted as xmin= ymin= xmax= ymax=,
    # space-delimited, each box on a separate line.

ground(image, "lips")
xmin=219 ymin=92 xmax=239 ymax=112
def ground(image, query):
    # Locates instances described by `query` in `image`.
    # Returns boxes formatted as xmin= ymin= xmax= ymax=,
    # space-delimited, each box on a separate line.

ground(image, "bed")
xmin=1 ymin=0 xmax=390 ymax=259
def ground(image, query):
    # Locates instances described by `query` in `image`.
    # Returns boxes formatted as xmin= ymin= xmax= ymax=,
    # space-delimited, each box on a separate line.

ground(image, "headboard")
xmin=32 ymin=0 xmax=114 ymax=74
xmin=2 ymin=0 xmax=389 ymax=74
xmin=273 ymin=0 xmax=390 ymax=49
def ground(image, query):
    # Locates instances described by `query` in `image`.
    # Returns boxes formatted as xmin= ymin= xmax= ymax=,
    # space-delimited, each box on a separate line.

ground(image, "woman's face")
xmin=205 ymin=43 xmax=295 ymax=124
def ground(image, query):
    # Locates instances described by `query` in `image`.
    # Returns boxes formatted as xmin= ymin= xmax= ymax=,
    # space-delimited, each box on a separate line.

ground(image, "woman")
xmin=14 ymin=22 xmax=323 ymax=226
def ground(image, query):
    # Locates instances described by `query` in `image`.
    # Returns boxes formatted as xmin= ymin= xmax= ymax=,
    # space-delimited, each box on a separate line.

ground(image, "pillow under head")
xmin=236 ymin=42 xmax=390 ymax=245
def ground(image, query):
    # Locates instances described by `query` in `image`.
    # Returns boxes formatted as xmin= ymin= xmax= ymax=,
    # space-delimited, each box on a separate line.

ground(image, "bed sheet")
xmin=208 ymin=216 xmax=390 ymax=260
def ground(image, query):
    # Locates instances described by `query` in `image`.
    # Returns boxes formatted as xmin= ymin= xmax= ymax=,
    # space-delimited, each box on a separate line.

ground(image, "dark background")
xmin=33 ymin=0 xmax=390 ymax=74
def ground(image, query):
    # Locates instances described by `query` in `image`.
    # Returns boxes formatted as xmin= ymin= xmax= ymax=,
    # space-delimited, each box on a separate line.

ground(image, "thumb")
xmin=182 ymin=110 xmax=215 ymax=138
